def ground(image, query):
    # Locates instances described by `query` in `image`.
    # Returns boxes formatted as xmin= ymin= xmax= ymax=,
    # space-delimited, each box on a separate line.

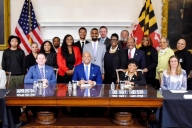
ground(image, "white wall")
xmin=0 ymin=0 xmax=162 ymax=64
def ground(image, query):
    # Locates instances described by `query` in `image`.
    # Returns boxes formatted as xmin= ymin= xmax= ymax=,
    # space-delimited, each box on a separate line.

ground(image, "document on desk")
xmin=183 ymin=94 xmax=192 ymax=99
xmin=170 ymin=90 xmax=188 ymax=93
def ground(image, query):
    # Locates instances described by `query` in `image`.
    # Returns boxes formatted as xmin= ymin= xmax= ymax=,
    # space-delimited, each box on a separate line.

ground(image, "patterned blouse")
xmin=161 ymin=69 xmax=187 ymax=90
xmin=45 ymin=52 xmax=58 ymax=68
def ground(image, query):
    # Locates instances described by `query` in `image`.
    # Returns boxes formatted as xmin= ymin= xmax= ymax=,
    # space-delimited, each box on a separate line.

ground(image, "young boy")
xmin=2 ymin=35 xmax=25 ymax=89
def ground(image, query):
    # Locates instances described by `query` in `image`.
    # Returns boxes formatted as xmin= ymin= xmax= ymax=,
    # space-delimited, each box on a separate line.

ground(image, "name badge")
xmin=179 ymin=59 xmax=183 ymax=62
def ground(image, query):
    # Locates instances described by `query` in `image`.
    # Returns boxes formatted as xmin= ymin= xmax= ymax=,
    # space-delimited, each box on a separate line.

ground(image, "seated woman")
xmin=120 ymin=59 xmax=146 ymax=85
xmin=161 ymin=55 xmax=187 ymax=90
xmin=0 ymin=67 xmax=7 ymax=89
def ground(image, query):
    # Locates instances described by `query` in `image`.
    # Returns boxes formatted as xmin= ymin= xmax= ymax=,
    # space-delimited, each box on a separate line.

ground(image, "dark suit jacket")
xmin=72 ymin=63 xmax=102 ymax=84
xmin=140 ymin=46 xmax=158 ymax=78
xmin=74 ymin=40 xmax=90 ymax=54
xmin=175 ymin=48 xmax=192 ymax=76
xmin=104 ymin=47 xmax=127 ymax=79
xmin=25 ymin=52 xmax=36 ymax=70
xmin=120 ymin=71 xmax=146 ymax=85
xmin=118 ymin=41 xmax=128 ymax=49
xmin=125 ymin=48 xmax=146 ymax=69
xmin=24 ymin=65 xmax=56 ymax=84
xmin=73 ymin=40 xmax=90 ymax=54
xmin=98 ymin=37 xmax=111 ymax=50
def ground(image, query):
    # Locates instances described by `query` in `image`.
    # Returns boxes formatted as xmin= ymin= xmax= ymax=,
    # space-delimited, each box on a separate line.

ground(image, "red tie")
xmin=128 ymin=49 xmax=132 ymax=59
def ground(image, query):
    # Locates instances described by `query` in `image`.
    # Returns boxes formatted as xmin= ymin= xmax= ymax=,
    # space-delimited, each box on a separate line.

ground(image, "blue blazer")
xmin=72 ymin=63 xmax=102 ymax=84
xmin=125 ymin=49 xmax=146 ymax=69
xmin=24 ymin=65 xmax=56 ymax=84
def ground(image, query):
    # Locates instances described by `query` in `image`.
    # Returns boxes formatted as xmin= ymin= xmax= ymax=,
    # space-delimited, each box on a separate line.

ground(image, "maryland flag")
xmin=131 ymin=0 xmax=160 ymax=49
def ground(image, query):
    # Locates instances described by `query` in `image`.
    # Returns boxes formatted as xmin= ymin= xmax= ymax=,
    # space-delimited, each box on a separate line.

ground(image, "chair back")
xmin=137 ymin=69 xmax=143 ymax=74
xmin=158 ymin=71 xmax=163 ymax=85
xmin=6 ymin=72 xmax=11 ymax=89
xmin=54 ymin=69 xmax=58 ymax=79
xmin=116 ymin=69 xmax=125 ymax=84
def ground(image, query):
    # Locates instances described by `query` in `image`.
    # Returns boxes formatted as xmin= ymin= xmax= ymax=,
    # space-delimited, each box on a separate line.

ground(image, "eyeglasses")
xmin=110 ymin=39 xmax=118 ymax=42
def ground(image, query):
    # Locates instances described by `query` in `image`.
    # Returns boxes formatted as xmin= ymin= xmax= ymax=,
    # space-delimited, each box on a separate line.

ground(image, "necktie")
xmin=93 ymin=43 xmax=97 ymax=57
xmin=128 ymin=49 xmax=132 ymax=59
xmin=85 ymin=66 xmax=89 ymax=81
xmin=100 ymin=38 xmax=104 ymax=43
xmin=85 ymin=88 xmax=89 ymax=97
xmin=82 ymin=42 xmax=84 ymax=49
xmin=40 ymin=68 xmax=44 ymax=79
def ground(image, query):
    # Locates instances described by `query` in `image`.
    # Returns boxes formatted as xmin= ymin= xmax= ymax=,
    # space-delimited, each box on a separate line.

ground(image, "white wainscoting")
xmin=39 ymin=21 xmax=133 ymax=42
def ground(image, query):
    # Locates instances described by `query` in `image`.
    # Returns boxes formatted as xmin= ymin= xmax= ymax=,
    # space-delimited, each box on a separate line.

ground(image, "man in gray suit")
xmin=83 ymin=28 xmax=106 ymax=80
xmin=98 ymin=26 xmax=111 ymax=50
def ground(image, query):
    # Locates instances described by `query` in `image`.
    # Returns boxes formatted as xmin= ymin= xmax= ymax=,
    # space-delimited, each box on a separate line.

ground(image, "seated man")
xmin=24 ymin=53 xmax=56 ymax=84
xmin=72 ymin=52 xmax=102 ymax=87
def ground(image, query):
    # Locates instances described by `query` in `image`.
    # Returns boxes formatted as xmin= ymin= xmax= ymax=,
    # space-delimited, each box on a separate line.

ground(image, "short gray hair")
xmin=161 ymin=37 xmax=169 ymax=46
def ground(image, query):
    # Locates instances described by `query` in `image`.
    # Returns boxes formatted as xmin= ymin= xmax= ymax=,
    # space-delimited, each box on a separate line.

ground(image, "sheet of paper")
xmin=183 ymin=94 xmax=192 ymax=99
xmin=81 ymin=84 xmax=91 ymax=88
xmin=170 ymin=90 xmax=188 ymax=93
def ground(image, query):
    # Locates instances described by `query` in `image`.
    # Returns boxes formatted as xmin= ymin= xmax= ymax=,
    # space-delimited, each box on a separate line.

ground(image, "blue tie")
xmin=85 ymin=66 xmax=88 ymax=80
xmin=40 ymin=68 xmax=44 ymax=79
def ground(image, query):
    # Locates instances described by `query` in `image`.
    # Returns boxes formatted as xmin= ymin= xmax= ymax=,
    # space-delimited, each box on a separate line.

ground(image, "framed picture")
xmin=0 ymin=0 xmax=10 ymax=50
xmin=162 ymin=0 xmax=192 ymax=49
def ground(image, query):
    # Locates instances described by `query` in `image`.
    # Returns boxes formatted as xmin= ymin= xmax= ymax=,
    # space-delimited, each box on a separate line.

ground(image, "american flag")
xmin=15 ymin=0 xmax=43 ymax=55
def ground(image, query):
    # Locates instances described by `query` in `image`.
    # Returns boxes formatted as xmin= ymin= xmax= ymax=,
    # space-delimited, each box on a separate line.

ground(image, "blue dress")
xmin=161 ymin=69 xmax=187 ymax=90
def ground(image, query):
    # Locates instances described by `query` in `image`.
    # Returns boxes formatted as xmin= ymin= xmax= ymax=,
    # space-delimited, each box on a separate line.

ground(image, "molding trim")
xmin=161 ymin=0 xmax=168 ymax=37
xmin=39 ymin=22 xmax=133 ymax=27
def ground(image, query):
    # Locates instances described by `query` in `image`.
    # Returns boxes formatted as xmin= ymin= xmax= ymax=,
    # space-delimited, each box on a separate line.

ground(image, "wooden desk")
xmin=5 ymin=84 xmax=163 ymax=108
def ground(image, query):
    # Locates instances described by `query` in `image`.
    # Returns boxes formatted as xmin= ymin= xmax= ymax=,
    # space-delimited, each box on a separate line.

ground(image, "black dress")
xmin=25 ymin=52 xmax=36 ymax=70
xmin=175 ymin=48 xmax=192 ymax=76
xmin=120 ymin=71 xmax=146 ymax=85
xmin=104 ymin=48 xmax=127 ymax=84
xmin=57 ymin=51 xmax=75 ymax=83
xmin=140 ymin=46 xmax=158 ymax=86
xmin=45 ymin=52 xmax=58 ymax=68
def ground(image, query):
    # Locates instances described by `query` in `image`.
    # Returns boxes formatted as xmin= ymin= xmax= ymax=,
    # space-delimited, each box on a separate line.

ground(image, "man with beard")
xmin=74 ymin=27 xmax=90 ymax=54
xmin=118 ymin=30 xmax=129 ymax=49
xmin=83 ymin=28 xmax=106 ymax=80
xmin=98 ymin=26 xmax=111 ymax=50
xmin=52 ymin=37 xmax=60 ymax=53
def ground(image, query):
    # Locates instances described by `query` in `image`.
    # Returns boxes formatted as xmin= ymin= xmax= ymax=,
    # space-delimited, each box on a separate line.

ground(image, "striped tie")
xmin=40 ymin=68 xmax=44 ymax=79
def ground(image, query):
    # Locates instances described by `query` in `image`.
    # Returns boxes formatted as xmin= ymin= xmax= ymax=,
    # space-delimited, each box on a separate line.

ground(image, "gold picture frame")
xmin=0 ymin=0 xmax=10 ymax=50
xmin=161 ymin=0 xmax=168 ymax=37
xmin=162 ymin=0 xmax=192 ymax=50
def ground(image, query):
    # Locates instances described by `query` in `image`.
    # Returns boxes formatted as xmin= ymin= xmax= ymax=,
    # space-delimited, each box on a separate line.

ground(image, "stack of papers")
xmin=170 ymin=90 xmax=188 ymax=93
xmin=183 ymin=94 xmax=192 ymax=99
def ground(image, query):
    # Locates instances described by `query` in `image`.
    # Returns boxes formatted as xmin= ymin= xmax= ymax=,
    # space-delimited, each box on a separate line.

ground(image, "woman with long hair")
xmin=161 ymin=55 xmax=187 ymax=90
xmin=40 ymin=40 xmax=57 ymax=68
xmin=140 ymin=35 xmax=158 ymax=87
xmin=57 ymin=34 xmax=82 ymax=83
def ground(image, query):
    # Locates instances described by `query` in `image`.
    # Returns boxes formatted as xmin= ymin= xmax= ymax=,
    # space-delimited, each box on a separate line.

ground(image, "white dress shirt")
xmin=128 ymin=47 xmax=136 ymax=58
xmin=91 ymin=41 xmax=98 ymax=52
xmin=80 ymin=40 xmax=86 ymax=47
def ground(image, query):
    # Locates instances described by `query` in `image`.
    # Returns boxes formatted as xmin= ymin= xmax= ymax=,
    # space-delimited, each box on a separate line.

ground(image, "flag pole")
xmin=28 ymin=0 xmax=32 ymax=43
